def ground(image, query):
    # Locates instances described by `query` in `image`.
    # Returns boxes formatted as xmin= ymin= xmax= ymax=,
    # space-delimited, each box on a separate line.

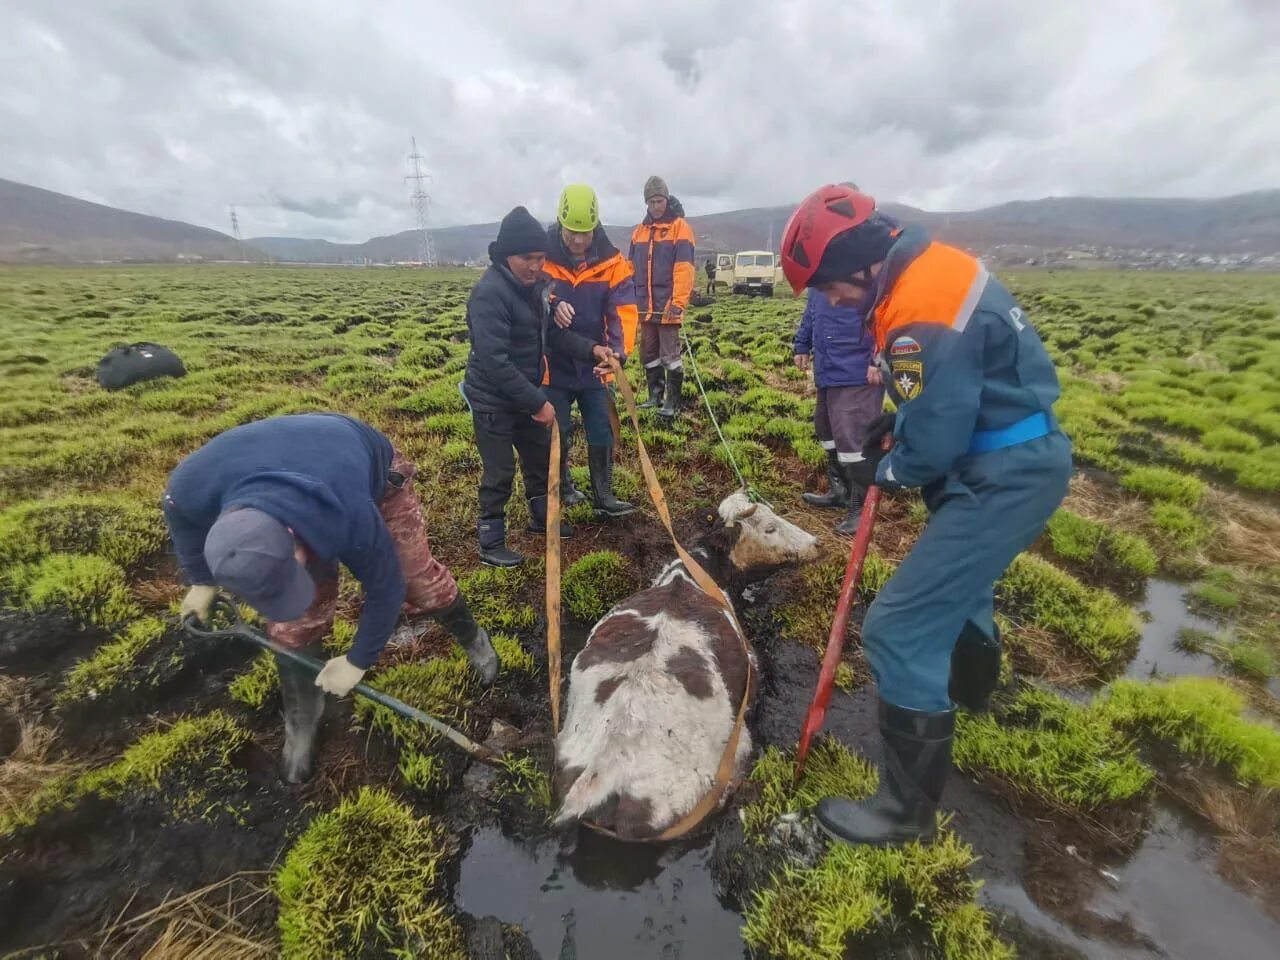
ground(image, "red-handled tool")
xmin=794 ymin=434 xmax=892 ymax=780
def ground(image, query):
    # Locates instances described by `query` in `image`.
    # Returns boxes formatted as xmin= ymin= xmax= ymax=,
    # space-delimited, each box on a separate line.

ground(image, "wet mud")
xmin=4 ymin=522 xmax=1280 ymax=958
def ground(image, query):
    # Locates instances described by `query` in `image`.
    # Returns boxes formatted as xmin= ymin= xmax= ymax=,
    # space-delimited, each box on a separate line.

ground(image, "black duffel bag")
xmin=95 ymin=342 xmax=187 ymax=391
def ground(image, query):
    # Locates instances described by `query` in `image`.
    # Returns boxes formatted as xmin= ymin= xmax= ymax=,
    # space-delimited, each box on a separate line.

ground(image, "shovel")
xmin=183 ymin=595 xmax=504 ymax=765
xmin=794 ymin=437 xmax=892 ymax=781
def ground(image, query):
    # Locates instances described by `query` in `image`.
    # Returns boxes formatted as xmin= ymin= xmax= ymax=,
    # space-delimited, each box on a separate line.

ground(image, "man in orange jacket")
xmin=629 ymin=176 xmax=695 ymax=419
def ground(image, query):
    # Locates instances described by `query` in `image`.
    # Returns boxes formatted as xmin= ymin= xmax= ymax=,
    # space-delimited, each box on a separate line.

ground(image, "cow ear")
xmin=704 ymin=517 xmax=738 ymax=554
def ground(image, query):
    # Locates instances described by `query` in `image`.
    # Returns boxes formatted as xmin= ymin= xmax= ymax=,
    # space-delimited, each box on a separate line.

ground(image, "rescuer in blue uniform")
xmin=780 ymin=184 xmax=1073 ymax=847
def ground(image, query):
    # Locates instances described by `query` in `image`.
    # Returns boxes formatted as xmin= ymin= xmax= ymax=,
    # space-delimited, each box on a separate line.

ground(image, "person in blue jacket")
xmin=793 ymin=288 xmax=885 ymax=534
xmin=781 ymin=184 xmax=1072 ymax=847
xmin=163 ymin=413 xmax=497 ymax=783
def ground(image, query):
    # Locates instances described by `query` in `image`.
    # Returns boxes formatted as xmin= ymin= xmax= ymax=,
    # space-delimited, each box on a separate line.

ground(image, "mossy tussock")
xmin=353 ymin=658 xmax=475 ymax=792
xmin=1100 ymin=677 xmax=1280 ymax=789
xmin=2 ymin=552 xmax=141 ymax=626
xmin=741 ymin=740 xmax=877 ymax=841
xmin=561 ymin=549 xmax=637 ymax=621
xmin=955 ymin=688 xmax=1153 ymax=813
xmin=998 ymin=553 xmax=1140 ymax=666
xmin=56 ymin=615 xmax=177 ymax=706
xmin=275 ymin=786 xmax=464 ymax=960
xmin=1 ymin=710 xmax=251 ymax=837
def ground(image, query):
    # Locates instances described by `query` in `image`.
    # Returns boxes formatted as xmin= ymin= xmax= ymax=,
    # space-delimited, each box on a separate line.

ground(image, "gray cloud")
xmin=1 ymin=0 xmax=1276 ymax=242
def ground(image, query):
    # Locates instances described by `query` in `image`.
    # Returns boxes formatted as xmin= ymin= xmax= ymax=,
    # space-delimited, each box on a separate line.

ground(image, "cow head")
xmin=705 ymin=491 xmax=819 ymax=582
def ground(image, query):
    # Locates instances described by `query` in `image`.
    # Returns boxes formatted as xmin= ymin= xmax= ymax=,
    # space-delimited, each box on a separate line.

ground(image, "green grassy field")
xmin=1 ymin=265 xmax=1278 ymax=958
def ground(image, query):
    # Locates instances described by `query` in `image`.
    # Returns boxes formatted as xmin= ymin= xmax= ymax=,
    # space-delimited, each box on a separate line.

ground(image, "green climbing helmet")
xmin=557 ymin=183 xmax=599 ymax=233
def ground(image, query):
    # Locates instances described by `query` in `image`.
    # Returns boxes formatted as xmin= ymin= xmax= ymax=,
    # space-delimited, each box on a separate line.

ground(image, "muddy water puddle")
xmin=1088 ymin=804 xmax=1280 ymax=959
xmin=456 ymin=826 xmax=746 ymax=960
xmin=1125 ymin=579 xmax=1222 ymax=682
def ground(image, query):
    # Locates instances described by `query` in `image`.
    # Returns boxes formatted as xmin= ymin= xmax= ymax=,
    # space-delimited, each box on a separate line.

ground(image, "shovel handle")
xmin=183 ymin=598 xmax=503 ymax=764
xmin=794 ymin=434 xmax=894 ymax=781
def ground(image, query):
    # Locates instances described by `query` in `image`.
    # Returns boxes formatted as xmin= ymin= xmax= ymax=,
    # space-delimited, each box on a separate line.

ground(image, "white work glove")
xmin=315 ymin=655 xmax=367 ymax=697
xmin=180 ymin=584 xmax=219 ymax=624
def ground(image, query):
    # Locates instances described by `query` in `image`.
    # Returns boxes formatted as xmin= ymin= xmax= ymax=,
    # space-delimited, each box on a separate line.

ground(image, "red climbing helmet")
xmin=780 ymin=184 xmax=878 ymax=293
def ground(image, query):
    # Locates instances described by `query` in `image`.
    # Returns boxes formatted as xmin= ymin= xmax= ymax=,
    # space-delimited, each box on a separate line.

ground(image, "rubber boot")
xmin=637 ymin=365 xmax=665 ymax=410
xmin=588 ymin=444 xmax=636 ymax=518
xmin=435 ymin=592 xmax=498 ymax=685
xmin=527 ymin=495 xmax=574 ymax=539
xmin=560 ymin=436 xmax=587 ymax=507
xmin=658 ymin=367 xmax=684 ymax=419
xmin=834 ymin=469 xmax=866 ymax=536
xmin=949 ymin=621 xmax=1002 ymax=713
xmin=277 ymin=641 xmax=326 ymax=784
xmin=816 ymin=699 xmax=955 ymax=846
xmin=478 ymin=516 xmax=523 ymax=568
xmin=802 ymin=452 xmax=850 ymax=509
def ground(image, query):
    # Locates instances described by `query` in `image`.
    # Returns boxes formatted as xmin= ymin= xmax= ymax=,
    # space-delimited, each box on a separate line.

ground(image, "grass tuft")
xmin=275 ymin=786 xmax=464 ymax=959
xmin=57 ymin=616 xmax=174 ymax=705
xmin=955 ymin=688 xmax=1153 ymax=811
xmin=1100 ymin=677 xmax=1280 ymax=788
xmin=742 ymin=829 xmax=1012 ymax=960
xmin=998 ymin=554 xmax=1140 ymax=665
xmin=741 ymin=740 xmax=877 ymax=841
xmin=561 ymin=550 xmax=635 ymax=621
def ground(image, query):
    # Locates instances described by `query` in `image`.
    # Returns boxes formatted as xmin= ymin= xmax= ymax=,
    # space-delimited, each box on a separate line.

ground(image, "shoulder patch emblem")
xmin=890 ymin=359 xmax=923 ymax=401
xmin=890 ymin=335 xmax=921 ymax=356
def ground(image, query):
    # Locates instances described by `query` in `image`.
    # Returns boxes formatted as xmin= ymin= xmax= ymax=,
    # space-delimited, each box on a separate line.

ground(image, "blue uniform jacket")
xmin=867 ymin=227 xmax=1064 ymax=490
xmin=162 ymin=413 xmax=401 ymax=669
xmin=792 ymin=289 xmax=875 ymax=388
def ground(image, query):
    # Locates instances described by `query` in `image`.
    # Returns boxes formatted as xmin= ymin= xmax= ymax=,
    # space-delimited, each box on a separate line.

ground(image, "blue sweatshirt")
xmin=792 ymin=290 xmax=875 ymax=388
xmin=162 ymin=413 xmax=401 ymax=669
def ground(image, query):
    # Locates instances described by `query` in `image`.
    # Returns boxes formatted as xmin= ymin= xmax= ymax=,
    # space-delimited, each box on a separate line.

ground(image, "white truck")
xmin=729 ymin=250 xmax=776 ymax=297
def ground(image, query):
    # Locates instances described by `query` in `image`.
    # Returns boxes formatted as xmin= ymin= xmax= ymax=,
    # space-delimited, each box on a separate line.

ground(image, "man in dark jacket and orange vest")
xmin=629 ymin=175 xmax=695 ymax=419
xmin=164 ymin=413 xmax=496 ymax=784
xmin=781 ymin=184 xmax=1072 ymax=848
xmin=544 ymin=184 xmax=638 ymax=517
xmin=793 ymin=288 xmax=885 ymax=534
xmin=463 ymin=206 xmax=616 ymax=567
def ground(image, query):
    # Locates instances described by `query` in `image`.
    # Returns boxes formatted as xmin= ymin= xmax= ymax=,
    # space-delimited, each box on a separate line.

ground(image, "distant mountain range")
xmin=2 ymin=176 xmax=1278 ymax=267
xmin=0 ymin=177 xmax=255 ymax=264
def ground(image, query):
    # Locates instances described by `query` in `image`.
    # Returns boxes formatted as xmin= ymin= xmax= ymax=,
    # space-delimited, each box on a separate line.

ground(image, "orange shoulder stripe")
xmin=871 ymin=242 xmax=988 ymax=351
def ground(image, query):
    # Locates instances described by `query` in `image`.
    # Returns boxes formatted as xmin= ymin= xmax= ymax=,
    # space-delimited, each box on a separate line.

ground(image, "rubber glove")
xmin=180 ymin=584 xmax=219 ymax=624
xmin=315 ymin=655 xmax=367 ymax=696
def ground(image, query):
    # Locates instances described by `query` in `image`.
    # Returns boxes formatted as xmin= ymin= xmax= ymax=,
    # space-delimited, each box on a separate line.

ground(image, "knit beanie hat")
xmin=489 ymin=206 xmax=549 ymax=261
xmin=809 ymin=214 xmax=898 ymax=286
xmin=643 ymin=176 xmax=670 ymax=201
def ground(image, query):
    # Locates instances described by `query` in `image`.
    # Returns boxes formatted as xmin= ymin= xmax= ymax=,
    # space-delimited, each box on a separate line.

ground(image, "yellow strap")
xmin=547 ymin=418 xmax=563 ymax=734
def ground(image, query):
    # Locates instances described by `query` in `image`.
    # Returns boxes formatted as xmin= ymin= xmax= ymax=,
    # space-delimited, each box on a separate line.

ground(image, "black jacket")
xmin=463 ymin=262 xmax=597 ymax=415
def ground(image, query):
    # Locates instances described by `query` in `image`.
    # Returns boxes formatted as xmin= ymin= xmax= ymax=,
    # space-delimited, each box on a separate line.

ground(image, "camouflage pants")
xmin=267 ymin=451 xmax=459 ymax=650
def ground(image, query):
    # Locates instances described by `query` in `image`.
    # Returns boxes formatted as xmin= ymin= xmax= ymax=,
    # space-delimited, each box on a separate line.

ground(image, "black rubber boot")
xmin=277 ymin=641 xmax=326 ymax=784
xmin=560 ymin=438 xmax=587 ymax=507
xmin=834 ymin=469 xmax=866 ymax=536
xmin=478 ymin=517 xmax=523 ymax=568
xmin=658 ymin=367 xmax=684 ymax=419
xmin=561 ymin=470 xmax=587 ymax=508
xmin=816 ymin=699 xmax=955 ymax=846
xmin=435 ymin=593 xmax=498 ymax=685
xmin=802 ymin=452 xmax=850 ymax=509
xmin=527 ymin=495 xmax=574 ymax=539
xmin=588 ymin=444 xmax=636 ymax=518
xmin=637 ymin=365 xmax=665 ymax=409
xmin=949 ymin=621 xmax=1002 ymax=713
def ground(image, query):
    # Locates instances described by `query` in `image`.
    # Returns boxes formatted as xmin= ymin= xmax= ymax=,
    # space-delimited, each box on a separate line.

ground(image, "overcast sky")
xmin=2 ymin=0 xmax=1277 ymax=242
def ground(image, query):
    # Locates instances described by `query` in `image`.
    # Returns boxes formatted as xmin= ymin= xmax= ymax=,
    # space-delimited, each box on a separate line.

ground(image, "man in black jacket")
xmin=463 ymin=206 xmax=614 ymax=567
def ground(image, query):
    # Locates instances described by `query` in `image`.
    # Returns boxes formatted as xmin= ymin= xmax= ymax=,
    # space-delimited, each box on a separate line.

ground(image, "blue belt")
xmin=968 ymin=412 xmax=1053 ymax=455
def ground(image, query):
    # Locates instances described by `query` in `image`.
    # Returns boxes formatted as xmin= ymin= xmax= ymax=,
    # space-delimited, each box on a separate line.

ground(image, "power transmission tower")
xmin=405 ymin=137 xmax=438 ymax=267
xmin=228 ymin=206 xmax=245 ymax=260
